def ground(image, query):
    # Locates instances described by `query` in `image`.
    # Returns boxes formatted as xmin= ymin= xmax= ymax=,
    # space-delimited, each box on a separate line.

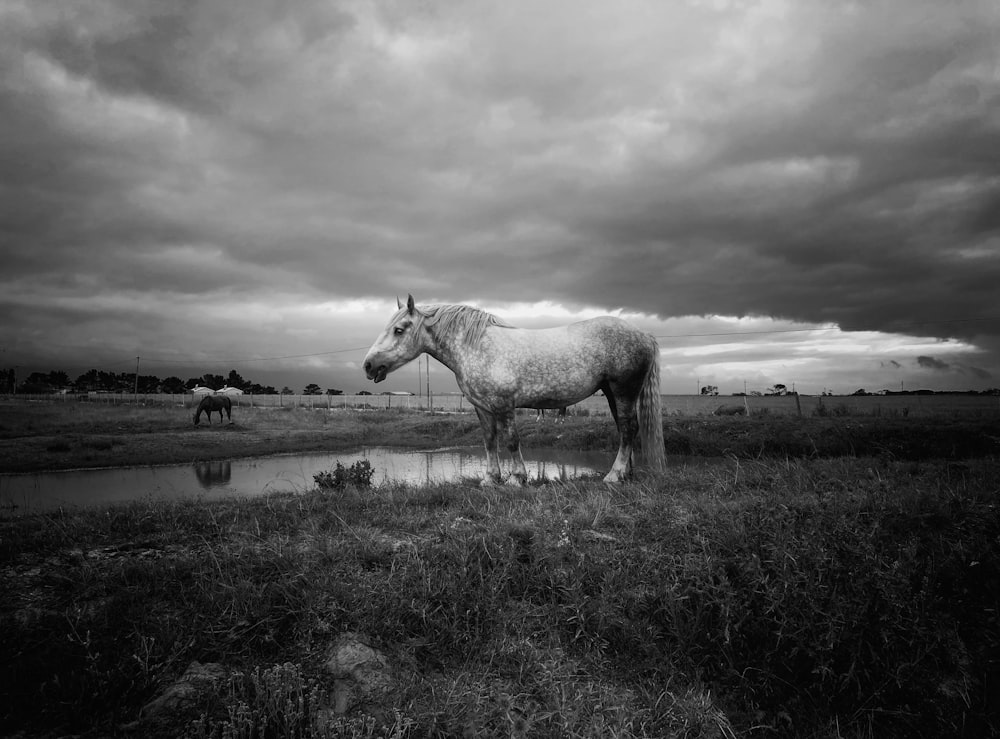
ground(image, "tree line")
xmin=1 ymin=368 xmax=344 ymax=396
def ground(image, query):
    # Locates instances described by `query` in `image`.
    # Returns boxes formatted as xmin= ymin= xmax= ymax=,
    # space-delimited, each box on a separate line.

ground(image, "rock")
xmin=323 ymin=633 xmax=394 ymax=714
xmin=123 ymin=661 xmax=226 ymax=733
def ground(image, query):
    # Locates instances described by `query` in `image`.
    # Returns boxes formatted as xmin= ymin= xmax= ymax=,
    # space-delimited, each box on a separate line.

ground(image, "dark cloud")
xmin=968 ymin=366 xmax=993 ymax=380
xmin=1 ymin=0 xmax=999 ymax=393
xmin=917 ymin=356 xmax=950 ymax=371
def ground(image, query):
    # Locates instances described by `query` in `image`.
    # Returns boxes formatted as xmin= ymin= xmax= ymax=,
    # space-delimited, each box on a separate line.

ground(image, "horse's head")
xmin=193 ymin=396 xmax=206 ymax=424
xmin=364 ymin=294 xmax=428 ymax=383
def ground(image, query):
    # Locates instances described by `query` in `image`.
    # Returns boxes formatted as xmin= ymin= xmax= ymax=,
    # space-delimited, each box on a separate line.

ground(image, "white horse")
xmin=363 ymin=295 xmax=665 ymax=484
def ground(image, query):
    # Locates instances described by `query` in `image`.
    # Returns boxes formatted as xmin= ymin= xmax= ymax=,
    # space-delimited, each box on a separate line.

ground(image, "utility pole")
xmin=426 ymin=356 xmax=432 ymax=415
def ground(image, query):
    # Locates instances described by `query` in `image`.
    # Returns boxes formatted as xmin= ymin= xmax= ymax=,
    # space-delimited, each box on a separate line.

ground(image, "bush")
xmin=314 ymin=460 xmax=375 ymax=490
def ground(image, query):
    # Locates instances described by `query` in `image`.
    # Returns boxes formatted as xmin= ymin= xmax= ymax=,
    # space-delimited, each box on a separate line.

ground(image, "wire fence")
xmin=5 ymin=391 xmax=999 ymax=417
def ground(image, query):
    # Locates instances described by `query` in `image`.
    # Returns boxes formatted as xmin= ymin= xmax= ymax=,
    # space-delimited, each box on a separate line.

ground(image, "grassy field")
xmin=1 ymin=403 xmax=999 ymax=737
xmin=1 ymin=400 xmax=998 ymax=473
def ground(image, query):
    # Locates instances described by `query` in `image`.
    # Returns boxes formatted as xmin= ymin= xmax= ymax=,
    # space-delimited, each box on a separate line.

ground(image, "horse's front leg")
xmin=475 ymin=407 xmax=502 ymax=486
xmin=497 ymin=411 xmax=528 ymax=486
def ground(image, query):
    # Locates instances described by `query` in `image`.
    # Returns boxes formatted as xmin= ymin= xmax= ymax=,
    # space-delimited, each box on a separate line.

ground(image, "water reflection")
xmin=0 ymin=447 xmax=723 ymax=517
xmin=194 ymin=461 xmax=232 ymax=489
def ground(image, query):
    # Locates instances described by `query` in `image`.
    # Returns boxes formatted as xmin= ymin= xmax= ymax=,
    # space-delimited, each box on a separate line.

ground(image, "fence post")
xmin=794 ymin=393 xmax=802 ymax=418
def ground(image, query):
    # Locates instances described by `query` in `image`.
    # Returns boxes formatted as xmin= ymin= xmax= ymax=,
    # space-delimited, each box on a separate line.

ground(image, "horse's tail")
xmin=638 ymin=338 xmax=665 ymax=472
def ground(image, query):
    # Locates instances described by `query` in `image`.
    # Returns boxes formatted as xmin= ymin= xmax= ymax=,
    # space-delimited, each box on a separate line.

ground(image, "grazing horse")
xmin=536 ymin=407 xmax=568 ymax=423
xmin=193 ymin=395 xmax=233 ymax=426
xmin=363 ymin=295 xmax=665 ymax=484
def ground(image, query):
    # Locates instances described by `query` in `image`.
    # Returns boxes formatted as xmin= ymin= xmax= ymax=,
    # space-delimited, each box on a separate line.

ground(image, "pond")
xmin=0 ymin=446 xmax=626 ymax=516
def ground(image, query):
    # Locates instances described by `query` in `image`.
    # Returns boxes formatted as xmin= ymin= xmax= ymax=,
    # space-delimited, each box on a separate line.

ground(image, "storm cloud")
xmin=2 ymin=0 xmax=999 ymax=394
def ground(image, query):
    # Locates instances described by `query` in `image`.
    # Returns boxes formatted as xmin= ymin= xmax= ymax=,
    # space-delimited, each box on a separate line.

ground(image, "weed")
xmin=314 ymin=460 xmax=375 ymax=490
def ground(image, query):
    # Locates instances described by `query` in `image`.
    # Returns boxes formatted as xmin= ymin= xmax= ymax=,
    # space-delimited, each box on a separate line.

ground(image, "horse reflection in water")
xmin=363 ymin=295 xmax=665 ymax=485
xmin=194 ymin=461 xmax=232 ymax=489
xmin=193 ymin=395 xmax=233 ymax=426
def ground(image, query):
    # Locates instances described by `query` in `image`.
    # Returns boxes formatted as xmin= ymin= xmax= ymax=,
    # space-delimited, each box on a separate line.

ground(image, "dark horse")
xmin=193 ymin=395 xmax=233 ymax=425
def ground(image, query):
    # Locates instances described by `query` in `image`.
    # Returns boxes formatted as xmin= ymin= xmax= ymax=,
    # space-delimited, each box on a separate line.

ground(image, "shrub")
xmin=314 ymin=460 xmax=375 ymax=490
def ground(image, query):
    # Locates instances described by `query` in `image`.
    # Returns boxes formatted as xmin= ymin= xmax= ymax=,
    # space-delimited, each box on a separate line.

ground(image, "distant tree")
xmin=202 ymin=374 xmax=225 ymax=389
xmin=852 ymin=388 xmax=868 ymax=396
xmin=227 ymin=369 xmax=249 ymax=390
xmin=768 ymin=383 xmax=787 ymax=396
xmin=75 ymin=369 xmax=100 ymax=392
xmin=700 ymin=385 xmax=719 ymax=396
xmin=136 ymin=374 xmax=161 ymax=393
xmin=22 ymin=372 xmax=55 ymax=393
xmin=326 ymin=388 xmax=344 ymax=395
xmin=246 ymin=383 xmax=278 ymax=394
xmin=122 ymin=373 xmax=137 ymax=393
xmin=303 ymin=383 xmax=322 ymax=395
xmin=48 ymin=370 xmax=71 ymax=388
xmin=280 ymin=386 xmax=293 ymax=395
xmin=161 ymin=376 xmax=186 ymax=394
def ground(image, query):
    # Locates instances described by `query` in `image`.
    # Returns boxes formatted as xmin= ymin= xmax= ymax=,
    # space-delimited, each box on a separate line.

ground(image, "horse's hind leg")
xmin=604 ymin=390 xmax=638 ymax=483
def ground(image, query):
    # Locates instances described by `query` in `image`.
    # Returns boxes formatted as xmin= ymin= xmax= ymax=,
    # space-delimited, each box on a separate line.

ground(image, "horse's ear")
xmin=406 ymin=294 xmax=415 ymax=314
xmin=396 ymin=296 xmax=403 ymax=310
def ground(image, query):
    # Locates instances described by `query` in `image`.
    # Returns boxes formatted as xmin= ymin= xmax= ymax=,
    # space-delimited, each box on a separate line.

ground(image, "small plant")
xmin=187 ymin=662 xmax=412 ymax=738
xmin=187 ymin=663 xmax=311 ymax=739
xmin=314 ymin=460 xmax=375 ymax=490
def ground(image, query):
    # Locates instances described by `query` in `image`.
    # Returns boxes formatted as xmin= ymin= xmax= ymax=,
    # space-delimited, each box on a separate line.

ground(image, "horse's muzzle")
xmin=364 ymin=360 xmax=388 ymax=383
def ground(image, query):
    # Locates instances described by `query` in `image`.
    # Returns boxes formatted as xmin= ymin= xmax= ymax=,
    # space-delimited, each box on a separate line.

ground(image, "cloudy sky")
xmin=2 ymin=0 xmax=999 ymax=396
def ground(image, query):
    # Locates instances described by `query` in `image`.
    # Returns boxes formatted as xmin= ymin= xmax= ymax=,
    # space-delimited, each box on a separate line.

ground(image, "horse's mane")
xmin=419 ymin=304 xmax=514 ymax=347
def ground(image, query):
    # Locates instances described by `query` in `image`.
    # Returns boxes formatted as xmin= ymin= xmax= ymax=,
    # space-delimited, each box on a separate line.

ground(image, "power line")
xmin=140 ymin=346 xmax=369 ymax=365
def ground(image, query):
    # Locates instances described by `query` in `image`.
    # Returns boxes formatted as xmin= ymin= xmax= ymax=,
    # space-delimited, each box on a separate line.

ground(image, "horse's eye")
xmin=393 ymin=326 xmax=405 ymax=336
